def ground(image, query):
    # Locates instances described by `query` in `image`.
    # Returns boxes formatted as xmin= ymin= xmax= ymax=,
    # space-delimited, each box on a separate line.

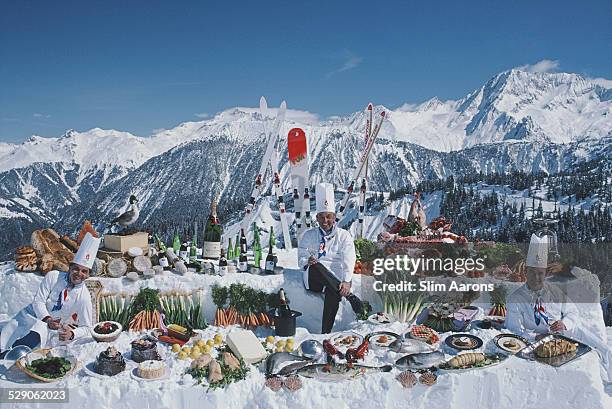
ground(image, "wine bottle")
xmin=268 ymin=226 xmax=276 ymax=249
xmin=218 ymin=248 xmax=228 ymax=276
xmin=278 ymin=288 xmax=291 ymax=317
xmin=234 ymin=234 xmax=240 ymax=259
xmin=227 ymin=238 xmax=234 ymax=260
xmin=158 ymin=251 xmax=170 ymax=270
xmin=191 ymin=223 xmax=199 ymax=259
xmin=203 ymin=200 xmax=223 ymax=260
xmin=173 ymin=232 xmax=181 ymax=254
xmin=155 ymin=234 xmax=167 ymax=252
xmin=264 ymin=241 xmax=277 ymax=274
xmin=252 ymin=223 xmax=262 ymax=268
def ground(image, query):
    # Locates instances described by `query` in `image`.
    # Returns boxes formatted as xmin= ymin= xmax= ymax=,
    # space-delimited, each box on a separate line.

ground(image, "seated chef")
xmin=505 ymin=233 xmax=579 ymax=340
xmin=0 ymin=233 xmax=100 ymax=357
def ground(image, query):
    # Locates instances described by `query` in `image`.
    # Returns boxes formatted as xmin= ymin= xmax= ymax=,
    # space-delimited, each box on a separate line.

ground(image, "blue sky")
xmin=1 ymin=0 xmax=610 ymax=143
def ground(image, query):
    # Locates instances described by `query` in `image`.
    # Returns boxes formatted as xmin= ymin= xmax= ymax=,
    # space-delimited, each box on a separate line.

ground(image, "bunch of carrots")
xmin=129 ymin=309 xmax=161 ymax=332
xmin=214 ymin=307 xmax=272 ymax=328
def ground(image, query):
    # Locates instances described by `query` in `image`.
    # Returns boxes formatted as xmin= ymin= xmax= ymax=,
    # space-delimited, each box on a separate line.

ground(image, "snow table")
xmin=0 ymin=261 xmax=610 ymax=409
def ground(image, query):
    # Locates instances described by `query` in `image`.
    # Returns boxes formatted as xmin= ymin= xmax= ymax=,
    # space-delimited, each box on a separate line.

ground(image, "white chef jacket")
xmin=0 ymin=271 xmax=93 ymax=351
xmin=298 ymin=224 xmax=356 ymax=289
xmin=505 ymin=282 xmax=579 ymax=341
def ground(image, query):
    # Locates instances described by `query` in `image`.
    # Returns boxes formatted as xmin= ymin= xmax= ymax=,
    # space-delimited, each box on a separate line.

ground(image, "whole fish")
xmin=296 ymin=363 xmax=392 ymax=382
xmin=265 ymin=352 xmax=310 ymax=376
xmin=395 ymin=351 xmax=445 ymax=370
xmin=276 ymin=361 xmax=314 ymax=376
xmin=390 ymin=338 xmax=436 ymax=355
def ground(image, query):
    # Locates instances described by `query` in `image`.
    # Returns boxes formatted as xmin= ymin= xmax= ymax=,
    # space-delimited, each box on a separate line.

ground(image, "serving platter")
xmin=516 ymin=334 xmax=591 ymax=367
xmin=438 ymin=353 xmax=508 ymax=373
xmin=493 ymin=334 xmax=529 ymax=354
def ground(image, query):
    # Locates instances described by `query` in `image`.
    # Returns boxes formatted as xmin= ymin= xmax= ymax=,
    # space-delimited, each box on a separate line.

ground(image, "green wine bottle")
xmin=252 ymin=223 xmax=262 ymax=268
xmin=234 ymin=234 xmax=240 ymax=259
xmin=268 ymin=226 xmax=276 ymax=249
xmin=173 ymin=231 xmax=180 ymax=254
xmin=227 ymin=237 xmax=234 ymax=260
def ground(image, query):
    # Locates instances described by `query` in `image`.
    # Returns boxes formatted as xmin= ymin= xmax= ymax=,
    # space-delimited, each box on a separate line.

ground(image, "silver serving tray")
xmin=516 ymin=334 xmax=591 ymax=367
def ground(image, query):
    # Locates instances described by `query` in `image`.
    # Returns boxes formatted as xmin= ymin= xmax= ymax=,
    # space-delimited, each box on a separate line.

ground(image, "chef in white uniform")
xmin=0 ymin=233 xmax=100 ymax=354
xmin=505 ymin=233 xmax=579 ymax=340
xmin=298 ymin=183 xmax=362 ymax=333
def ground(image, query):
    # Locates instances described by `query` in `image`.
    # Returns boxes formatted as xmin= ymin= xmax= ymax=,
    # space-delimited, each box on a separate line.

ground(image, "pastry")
xmin=94 ymin=346 xmax=126 ymax=376
xmin=535 ymin=339 xmax=578 ymax=358
xmin=137 ymin=360 xmax=165 ymax=379
xmin=131 ymin=337 xmax=160 ymax=363
xmin=454 ymin=337 xmax=473 ymax=347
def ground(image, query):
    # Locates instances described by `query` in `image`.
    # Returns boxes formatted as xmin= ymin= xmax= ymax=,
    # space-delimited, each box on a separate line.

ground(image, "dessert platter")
xmin=130 ymin=360 xmax=169 ymax=381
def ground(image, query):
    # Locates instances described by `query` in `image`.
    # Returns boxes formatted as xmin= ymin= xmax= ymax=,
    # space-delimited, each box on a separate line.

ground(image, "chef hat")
xmin=315 ymin=183 xmax=336 ymax=213
xmin=73 ymin=232 xmax=101 ymax=269
xmin=526 ymin=233 xmax=548 ymax=269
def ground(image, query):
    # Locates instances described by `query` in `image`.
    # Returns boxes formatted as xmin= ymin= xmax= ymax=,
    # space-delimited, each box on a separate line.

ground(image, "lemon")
xmin=275 ymin=340 xmax=285 ymax=348
xmin=206 ymin=339 xmax=214 ymax=347
xmin=266 ymin=336 xmax=275 ymax=344
xmin=177 ymin=351 xmax=188 ymax=360
xmin=182 ymin=346 xmax=192 ymax=354
xmin=275 ymin=346 xmax=284 ymax=353
xmin=196 ymin=340 xmax=206 ymax=349
xmin=190 ymin=350 xmax=202 ymax=360
xmin=191 ymin=346 xmax=201 ymax=355
xmin=286 ymin=338 xmax=294 ymax=345
xmin=171 ymin=344 xmax=181 ymax=353
xmin=202 ymin=345 xmax=212 ymax=354
xmin=285 ymin=344 xmax=293 ymax=352
xmin=214 ymin=334 xmax=223 ymax=344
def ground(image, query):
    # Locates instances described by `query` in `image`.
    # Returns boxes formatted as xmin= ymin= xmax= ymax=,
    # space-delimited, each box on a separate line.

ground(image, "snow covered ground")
xmin=0 ymin=254 xmax=610 ymax=409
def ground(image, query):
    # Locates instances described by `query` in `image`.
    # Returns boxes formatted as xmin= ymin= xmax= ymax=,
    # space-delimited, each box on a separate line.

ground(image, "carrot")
xmin=219 ymin=308 xmax=225 ymax=327
xmin=251 ymin=313 xmax=258 ymax=327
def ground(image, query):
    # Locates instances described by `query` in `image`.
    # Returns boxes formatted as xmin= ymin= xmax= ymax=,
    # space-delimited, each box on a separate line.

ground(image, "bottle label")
xmin=218 ymin=266 xmax=228 ymax=276
xmin=202 ymin=241 xmax=221 ymax=259
xmin=159 ymin=257 xmax=169 ymax=267
xmin=265 ymin=261 xmax=276 ymax=272
xmin=239 ymin=261 xmax=248 ymax=272
xmin=179 ymin=251 xmax=188 ymax=260
xmin=196 ymin=248 xmax=203 ymax=257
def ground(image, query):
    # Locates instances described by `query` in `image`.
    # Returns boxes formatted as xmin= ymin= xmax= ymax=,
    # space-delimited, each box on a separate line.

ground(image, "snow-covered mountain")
xmin=0 ymin=68 xmax=610 ymax=258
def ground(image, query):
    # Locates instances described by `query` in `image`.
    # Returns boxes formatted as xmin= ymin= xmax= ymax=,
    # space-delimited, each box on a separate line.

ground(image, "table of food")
xmin=0 ymin=261 xmax=609 ymax=409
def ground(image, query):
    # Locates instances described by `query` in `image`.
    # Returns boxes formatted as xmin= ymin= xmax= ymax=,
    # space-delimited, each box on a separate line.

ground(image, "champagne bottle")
xmin=264 ymin=241 xmax=277 ymax=274
xmin=191 ymin=223 xmax=199 ymax=259
xmin=179 ymin=241 xmax=188 ymax=261
xmin=238 ymin=229 xmax=248 ymax=272
xmin=269 ymin=226 xmax=276 ymax=248
xmin=218 ymin=248 xmax=228 ymax=276
xmin=155 ymin=234 xmax=167 ymax=252
xmin=203 ymin=200 xmax=223 ymax=260
xmin=252 ymin=223 xmax=262 ymax=268
xmin=278 ymin=288 xmax=291 ymax=317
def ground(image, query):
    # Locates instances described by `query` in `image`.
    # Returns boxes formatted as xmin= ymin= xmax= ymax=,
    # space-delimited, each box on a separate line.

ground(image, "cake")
xmin=131 ymin=337 xmax=160 ymax=363
xmin=137 ymin=360 xmax=166 ymax=379
xmin=94 ymin=346 xmax=126 ymax=376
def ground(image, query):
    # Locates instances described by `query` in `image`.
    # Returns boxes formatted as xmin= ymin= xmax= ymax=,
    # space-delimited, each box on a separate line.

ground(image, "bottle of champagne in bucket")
xmin=218 ymin=248 xmax=228 ymax=276
xmin=203 ymin=200 xmax=222 ymax=260
xmin=278 ymin=288 xmax=291 ymax=318
xmin=238 ymin=229 xmax=248 ymax=272
xmin=264 ymin=241 xmax=276 ymax=274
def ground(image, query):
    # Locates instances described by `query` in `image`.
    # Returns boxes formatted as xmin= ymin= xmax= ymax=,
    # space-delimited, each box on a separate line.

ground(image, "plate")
xmin=365 ymin=331 xmax=399 ymax=348
xmin=367 ymin=312 xmax=392 ymax=325
xmin=329 ymin=332 xmax=363 ymax=351
xmin=493 ymin=334 xmax=529 ymax=354
xmin=16 ymin=348 xmax=79 ymax=383
xmin=445 ymin=334 xmax=483 ymax=351
xmin=516 ymin=334 xmax=591 ymax=367
xmin=130 ymin=367 xmax=170 ymax=382
xmin=439 ymin=353 xmax=508 ymax=373
xmin=408 ymin=325 xmax=440 ymax=346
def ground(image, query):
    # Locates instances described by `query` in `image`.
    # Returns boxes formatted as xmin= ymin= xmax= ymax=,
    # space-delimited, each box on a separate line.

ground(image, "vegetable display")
xmin=212 ymin=284 xmax=272 ymax=328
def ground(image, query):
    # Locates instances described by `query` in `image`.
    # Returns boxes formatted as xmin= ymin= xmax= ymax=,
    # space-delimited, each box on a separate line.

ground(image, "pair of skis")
xmin=241 ymin=97 xmax=292 ymax=250
xmin=336 ymin=104 xmax=385 ymax=234
xmin=287 ymin=128 xmax=311 ymax=245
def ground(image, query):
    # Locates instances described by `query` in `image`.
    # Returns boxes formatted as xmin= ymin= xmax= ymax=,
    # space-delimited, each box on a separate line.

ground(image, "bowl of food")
xmin=92 ymin=321 xmax=122 ymax=342
xmin=16 ymin=348 xmax=78 ymax=382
